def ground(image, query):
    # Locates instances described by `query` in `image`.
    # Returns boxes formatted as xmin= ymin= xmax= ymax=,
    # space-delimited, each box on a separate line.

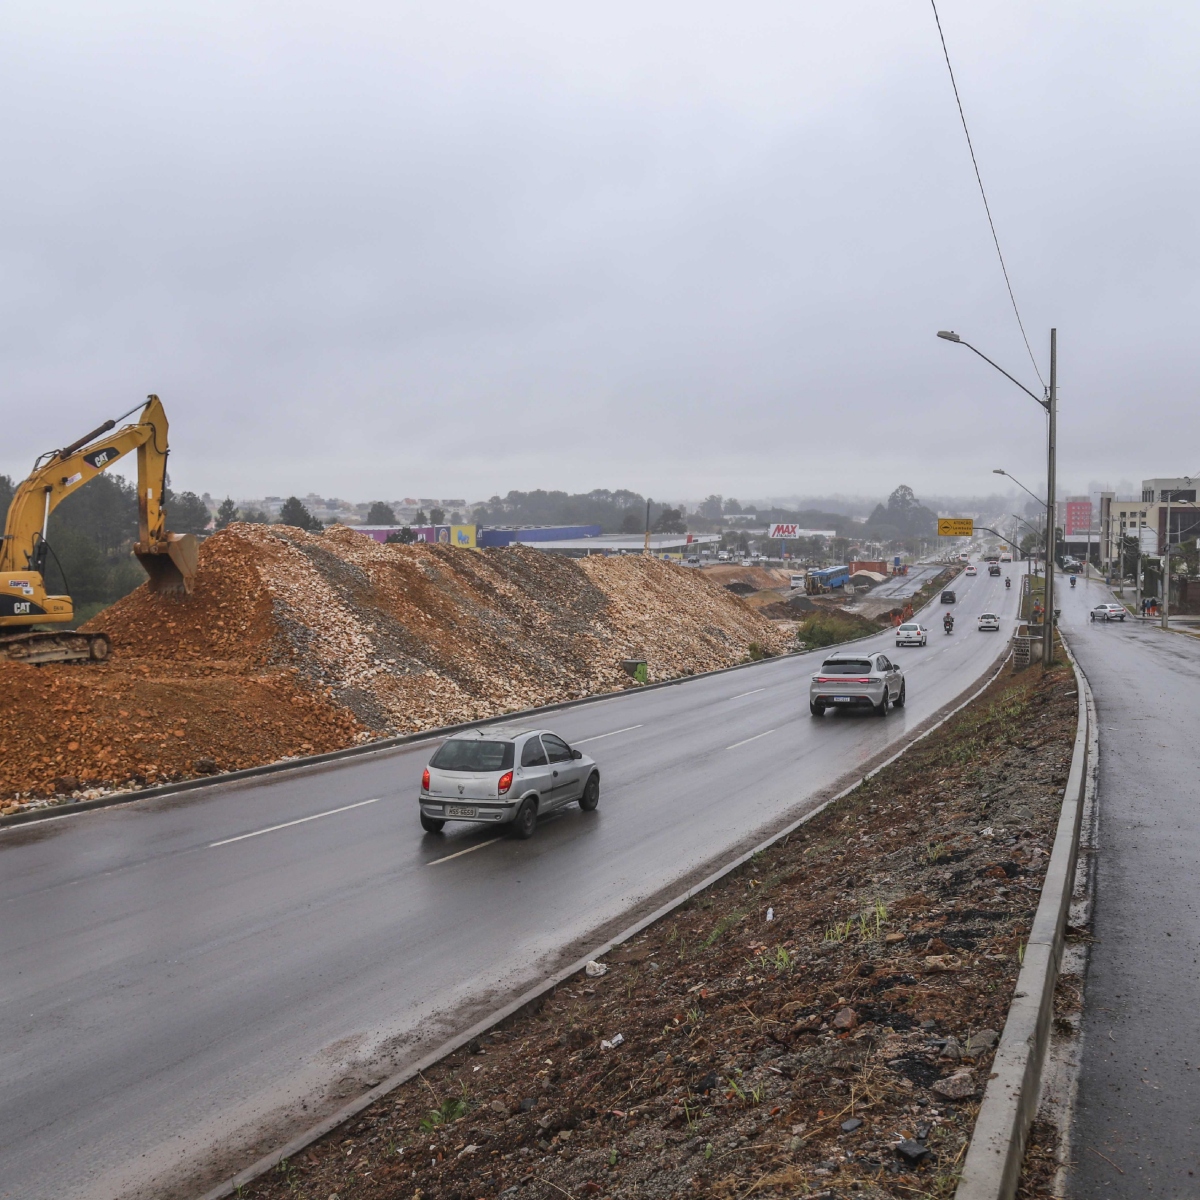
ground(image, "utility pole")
xmin=643 ymin=498 xmax=651 ymax=556
xmin=1161 ymin=480 xmax=1199 ymax=630
xmin=1042 ymin=330 xmax=1057 ymax=668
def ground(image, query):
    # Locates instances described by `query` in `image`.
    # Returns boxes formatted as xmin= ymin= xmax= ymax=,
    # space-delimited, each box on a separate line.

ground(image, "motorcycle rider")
xmin=1005 ymin=576 xmax=1011 ymax=589
xmin=943 ymin=611 xmax=954 ymax=633
xmin=1070 ymin=575 xmax=1077 ymax=589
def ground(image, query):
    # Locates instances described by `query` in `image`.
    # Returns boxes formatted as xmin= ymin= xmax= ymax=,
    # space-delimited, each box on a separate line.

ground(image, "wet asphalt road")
xmin=0 ymin=568 xmax=1019 ymax=1200
xmin=1060 ymin=581 xmax=1200 ymax=1192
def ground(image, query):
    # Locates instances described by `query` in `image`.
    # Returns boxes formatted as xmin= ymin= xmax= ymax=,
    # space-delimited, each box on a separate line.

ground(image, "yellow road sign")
xmin=937 ymin=518 xmax=974 ymax=537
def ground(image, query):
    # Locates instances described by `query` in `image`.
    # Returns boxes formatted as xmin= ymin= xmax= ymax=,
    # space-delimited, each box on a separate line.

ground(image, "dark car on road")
xmin=941 ymin=589 xmax=957 ymax=603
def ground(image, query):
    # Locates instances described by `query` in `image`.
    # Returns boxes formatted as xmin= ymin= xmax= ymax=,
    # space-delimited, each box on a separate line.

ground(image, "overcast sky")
xmin=2 ymin=1 xmax=1197 ymax=506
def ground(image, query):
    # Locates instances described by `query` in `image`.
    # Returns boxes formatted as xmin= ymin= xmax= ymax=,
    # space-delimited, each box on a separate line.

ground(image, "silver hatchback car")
xmin=810 ymin=651 xmax=906 ymax=717
xmin=419 ymin=728 xmax=599 ymax=839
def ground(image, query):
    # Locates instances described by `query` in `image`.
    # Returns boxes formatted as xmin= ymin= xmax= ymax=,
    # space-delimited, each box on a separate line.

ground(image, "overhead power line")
xmin=929 ymin=0 xmax=1045 ymax=390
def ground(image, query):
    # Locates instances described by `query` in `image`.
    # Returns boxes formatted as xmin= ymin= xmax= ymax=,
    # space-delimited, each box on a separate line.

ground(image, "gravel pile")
xmin=0 ymin=525 xmax=786 ymax=807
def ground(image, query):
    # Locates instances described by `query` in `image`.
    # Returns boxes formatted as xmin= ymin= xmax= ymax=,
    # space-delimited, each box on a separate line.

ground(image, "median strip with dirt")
xmin=233 ymin=653 xmax=1076 ymax=1200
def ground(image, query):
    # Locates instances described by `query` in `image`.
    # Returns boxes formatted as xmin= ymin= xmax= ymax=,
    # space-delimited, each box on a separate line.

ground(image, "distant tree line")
xmin=472 ymin=489 xmax=648 ymax=534
xmin=862 ymin=485 xmax=938 ymax=540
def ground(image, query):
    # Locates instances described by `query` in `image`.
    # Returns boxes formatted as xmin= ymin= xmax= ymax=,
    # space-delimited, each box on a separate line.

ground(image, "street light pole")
xmin=938 ymin=327 xmax=1056 ymax=666
xmin=993 ymin=468 xmax=1047 ymax=513
xmin=1044 ymin=330 xmax=1057 ymax=668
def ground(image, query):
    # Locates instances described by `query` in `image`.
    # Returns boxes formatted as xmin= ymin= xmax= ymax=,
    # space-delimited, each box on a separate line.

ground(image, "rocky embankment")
xmin=1 ymin=525 xmax=788 ymax=809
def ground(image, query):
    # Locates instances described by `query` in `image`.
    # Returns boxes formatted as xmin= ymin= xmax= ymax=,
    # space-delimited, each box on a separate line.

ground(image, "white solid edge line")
xmin=732 ymin=687 xmax=766 ymax=698
xmin=573 ymin=724 xmax=644 ymax=744
xmin=209 ymin=798 xmax=383 ymax=847
xmin=427 ymin=836 xmax=505 ymax=866
xmin=726 ymin=729 xmax=776 ymax=750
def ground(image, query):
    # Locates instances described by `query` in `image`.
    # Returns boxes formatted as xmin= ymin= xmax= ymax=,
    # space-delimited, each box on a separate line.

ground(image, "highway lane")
xmin=1057 ymin=578 xmax=1200 ymax=1192
xmin=0 ymin=566 xmax=1021 ymax=1200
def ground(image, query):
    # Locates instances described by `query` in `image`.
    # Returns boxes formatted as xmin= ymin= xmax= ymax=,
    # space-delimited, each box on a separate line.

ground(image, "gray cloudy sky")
xmin=2 ymin=1 xmax=1197 ymax=504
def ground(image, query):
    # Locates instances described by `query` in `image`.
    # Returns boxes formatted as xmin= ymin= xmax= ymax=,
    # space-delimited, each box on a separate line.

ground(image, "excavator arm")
xmin=0 ymin=395 xmax=198 ymax=657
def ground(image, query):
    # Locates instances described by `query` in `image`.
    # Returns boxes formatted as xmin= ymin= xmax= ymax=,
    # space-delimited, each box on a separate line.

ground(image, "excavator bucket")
xmin=136 ymin=533 xmax=199 ymax=595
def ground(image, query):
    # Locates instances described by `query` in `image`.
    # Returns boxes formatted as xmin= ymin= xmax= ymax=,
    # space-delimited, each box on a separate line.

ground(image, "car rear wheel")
xmin=875 ymin=691 xmax=889 ymax=717
xmin=512 ymin=799 xmax=538 ymax=839
xmin=579 ymin=773 xmax=600 ymax=811
xmin=809 ymin=702 xmax=825 ymax=717
xmin=894 ymin=682 xmax=906 ymax=708
xmin=420 ymin=814 xmax=445 ymax=834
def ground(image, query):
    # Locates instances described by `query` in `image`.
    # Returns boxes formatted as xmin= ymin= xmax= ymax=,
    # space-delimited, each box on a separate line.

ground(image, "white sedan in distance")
xmin=964 ymin=564 xmax=978 ymax=576
xmin=977 ymin=613 xmax=1000 ymax=631
xmin=895 ymin=622 xmax=928 ymax=647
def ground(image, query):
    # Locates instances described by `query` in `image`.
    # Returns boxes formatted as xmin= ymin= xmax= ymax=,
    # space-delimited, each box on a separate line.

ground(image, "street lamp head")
xmin=936 ymin=330 xmax=961 ymax=343
xmin=992 ymin=469 xmax=1006 ymax=476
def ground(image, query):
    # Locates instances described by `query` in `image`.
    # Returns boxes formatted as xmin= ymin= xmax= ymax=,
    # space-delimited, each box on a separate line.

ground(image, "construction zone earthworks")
xmin=0 ymin=525 xmax=790 ymax=811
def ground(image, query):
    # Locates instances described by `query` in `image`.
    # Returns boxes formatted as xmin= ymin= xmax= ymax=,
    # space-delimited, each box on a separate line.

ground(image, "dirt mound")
xmin=1 ymin=526 xmax=788 ymax=806
xmin=702 ymin=563 xmax=791 ymax=590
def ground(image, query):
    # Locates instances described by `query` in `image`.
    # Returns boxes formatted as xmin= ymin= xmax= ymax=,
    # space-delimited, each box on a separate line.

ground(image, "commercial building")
xmin=1060 ymin=496 xmax=1099 ymax=562
xmin=349 ymin=522 xmax=717 ymax=558
xmin=477 ymin=526 xmax=602 ymax=548
xmin=355 ymin=524 xmax=477 ymax=547
xmin=1099 ymin=478 xmax=1200 ymax=574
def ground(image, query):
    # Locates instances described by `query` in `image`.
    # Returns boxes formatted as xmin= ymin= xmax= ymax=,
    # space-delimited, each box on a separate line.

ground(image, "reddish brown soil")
xmin=1 ymin=526 xmax=787 ymax=809
xmin=238 ymin=656 xmax=1077 ymax=1200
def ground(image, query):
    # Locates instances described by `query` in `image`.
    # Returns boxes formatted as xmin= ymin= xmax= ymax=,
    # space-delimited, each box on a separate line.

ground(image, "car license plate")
xmin=833 ymin=695 xmax=852 ymax=703
xmin=447 ymin=805 xmax=477 ymax=818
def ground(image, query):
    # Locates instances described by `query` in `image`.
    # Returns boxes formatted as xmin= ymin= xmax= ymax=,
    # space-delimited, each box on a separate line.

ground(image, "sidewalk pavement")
xmin=1059 ymin=582 xmax=1200 ymax=1193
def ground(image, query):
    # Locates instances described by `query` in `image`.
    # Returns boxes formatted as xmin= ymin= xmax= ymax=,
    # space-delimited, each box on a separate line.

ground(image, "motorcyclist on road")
xmin=943 ymin=612 xmax=954 ymax=633
xmin=1070 ymin=575 xmax=1077 ymax=589
xmin=1005 ymin=576 xmax=1011 ymax=589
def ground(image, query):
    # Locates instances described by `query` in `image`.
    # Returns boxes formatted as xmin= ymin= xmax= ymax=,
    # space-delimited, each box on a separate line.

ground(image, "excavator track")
xmin=0 ymin=630 xmax=111 ymax=665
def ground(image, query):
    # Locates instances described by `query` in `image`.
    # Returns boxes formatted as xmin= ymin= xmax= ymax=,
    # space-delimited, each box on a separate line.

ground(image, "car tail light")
xmin=815 ymin=677 xmax=872 ymax=684
xmin=421 ymin=768 xmax=430 ymax=790
xmin=498 ymin=770 xmax=513 ymax=795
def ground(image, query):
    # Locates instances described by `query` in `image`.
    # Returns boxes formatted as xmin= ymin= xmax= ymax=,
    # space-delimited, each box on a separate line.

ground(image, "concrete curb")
xmin=4 ymin=574 xmax=954 ymax=830
xmin=196 ymin=637 xmax=1008 ymax=1200
xmin=954 ymin=634 xmax=1094 ymax=1200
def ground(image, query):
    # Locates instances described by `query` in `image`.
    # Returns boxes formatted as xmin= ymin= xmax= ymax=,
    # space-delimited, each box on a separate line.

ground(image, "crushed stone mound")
xmin=1 ymin=525 xmax=788 ymax=804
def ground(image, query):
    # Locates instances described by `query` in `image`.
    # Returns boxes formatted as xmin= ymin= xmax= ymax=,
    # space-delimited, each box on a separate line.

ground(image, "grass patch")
xmin=794 ymin=609 xmax=880 ymax=649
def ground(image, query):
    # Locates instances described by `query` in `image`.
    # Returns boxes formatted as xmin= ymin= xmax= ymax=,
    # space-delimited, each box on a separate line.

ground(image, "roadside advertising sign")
xmin=937 ymin=518 xmax=974 ymax=537
xmin=450 ymin=524 xmax=477 ymax=548
xmin=768 ymin=524 xmax=799 ymax=538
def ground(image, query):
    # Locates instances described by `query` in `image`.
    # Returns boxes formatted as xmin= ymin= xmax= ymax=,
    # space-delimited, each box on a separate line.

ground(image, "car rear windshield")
xmin=430 ymin=740 xmax=515 ymax=772
xmin=980 ymin=614 xmax=997 ymax=620
xmin=821 ymin=659 xmax=872 ymax=674
xmin=898 ymin=624 xmax=919 ymax=631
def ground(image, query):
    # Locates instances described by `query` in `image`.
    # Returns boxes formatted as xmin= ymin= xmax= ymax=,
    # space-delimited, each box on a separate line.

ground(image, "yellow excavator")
xmin=0 ymin=394 xmax=199 ymax=664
